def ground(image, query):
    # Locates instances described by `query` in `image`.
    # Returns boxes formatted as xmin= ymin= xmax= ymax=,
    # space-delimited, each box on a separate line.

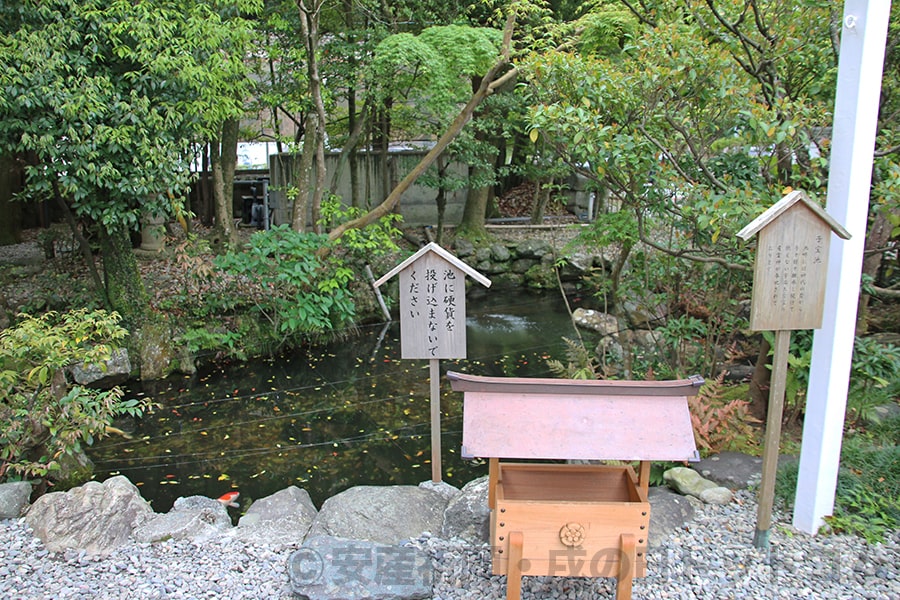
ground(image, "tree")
xmin=0 ymin=309 xmax=152 ymax=485
xmin=0 ymin=1 xmax=260 ymax=329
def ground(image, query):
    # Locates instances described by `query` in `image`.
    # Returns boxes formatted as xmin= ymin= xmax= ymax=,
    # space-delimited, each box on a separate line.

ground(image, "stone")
xmin=70 ymin=347 xmax=132 ymax=389
xmin=440 ymin=476 xmax=490 ymax=543
xmin=137 ymin=321 xmax=181 ymax=380
xmin=453 ymin=238 xmax=475 ymax=258
xmin=25 ymin=475 xmax=154 ymax=556
xmin=307 ymin=485 xmax=448 ymax=546
xmin=695 ymin=452 xmax=764 ymax=490
xmin=132 ymin=495 xmax=232 ymax=544
xmin=53 ymin=450 xmax=94 ymax=489
xmin=474 ymin=247 xmax=491 ymax=263
xmin=632 ymin=329 xmax=664 ymax=350
xmin=510 ymin=258 xmax=539 ymax=274
xmin=0 ymin=481 xmax=32 ymax=519
xmin=515 ymin=238 xmax=552 ymax=259
xmin=622 ymin=300 xmax=666 ymax=329
xmin=698 ymin=486 xmax=734 ymax=505
xmin=663 ymin=467 xmax=731 ymax=504
xmin=417 ymin=480 xmax=460 ymax=502
xmin=288 ymin=535 xmax=431 ymax=600
xmin=572 ymin=308 xmax=620 ymax=336
xmin=647 ymin=486 xmax=696 ymax=548
xmin=489 ymin=243 xmax=511 ymax=262
xmin=720 ymin=364 xmax=755 ymax=382
xmin=234 ymin=486 xmax=318 ymax=546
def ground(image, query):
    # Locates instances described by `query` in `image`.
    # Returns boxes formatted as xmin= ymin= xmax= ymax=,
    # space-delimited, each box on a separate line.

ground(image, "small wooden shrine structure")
xmin=448 ymin=372 xmax=703 ymax=600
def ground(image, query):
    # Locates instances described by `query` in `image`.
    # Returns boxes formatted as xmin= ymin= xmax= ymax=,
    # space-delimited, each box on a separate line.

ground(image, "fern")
xmin=687 ymin=372 xmax=760 ymax=456
xmin=546 ymin=337 xmax=600 ymax=379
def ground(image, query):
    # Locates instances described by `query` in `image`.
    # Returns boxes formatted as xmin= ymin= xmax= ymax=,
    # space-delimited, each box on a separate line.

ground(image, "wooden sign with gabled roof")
xmin=375 ymin=242 xmax=491 ymax=360
xmin=736 ymin=189 xmax=850 ymax=551
xmin=374 ymin=242 xmax=490 ymax=482
xmin=737 ymin=190 xmax=851 ymax=331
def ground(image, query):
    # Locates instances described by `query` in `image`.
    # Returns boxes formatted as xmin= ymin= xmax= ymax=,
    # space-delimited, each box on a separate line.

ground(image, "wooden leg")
xmin=616 ymin=533 xmax=636 ymax=600
xmin=507 ymin=531 xmax=524 ymax=600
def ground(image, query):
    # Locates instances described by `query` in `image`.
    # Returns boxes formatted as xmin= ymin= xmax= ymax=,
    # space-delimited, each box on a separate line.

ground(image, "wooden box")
xmin=492 ymin=463 xmax=649 ymax=578
xmin=448 ymin=372 xmax=703 ymax=600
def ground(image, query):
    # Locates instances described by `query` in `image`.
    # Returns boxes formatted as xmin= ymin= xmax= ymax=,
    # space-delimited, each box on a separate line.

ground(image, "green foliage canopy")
xmin=0 ymin=0 xmax=259 ymax=231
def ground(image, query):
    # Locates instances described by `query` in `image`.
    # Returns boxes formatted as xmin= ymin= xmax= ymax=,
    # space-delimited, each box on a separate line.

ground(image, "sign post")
xmin=374 ymin=243 xmax=491 ymax=482
xmin=737 ymin=190 xmax=850 ymax=551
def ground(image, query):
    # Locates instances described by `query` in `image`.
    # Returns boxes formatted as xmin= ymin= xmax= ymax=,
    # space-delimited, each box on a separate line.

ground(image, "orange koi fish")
xmin=217 ymin=491 xmax=240 ymax=508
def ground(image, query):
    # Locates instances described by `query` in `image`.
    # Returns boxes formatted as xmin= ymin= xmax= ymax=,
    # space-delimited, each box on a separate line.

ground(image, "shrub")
xmin=0 ymin=310 xmax=151 ymax=482
xmin=213 ymin=226 xmax=357 ymax=341
xmin=687 ymin=373 xmax=760 ymax=456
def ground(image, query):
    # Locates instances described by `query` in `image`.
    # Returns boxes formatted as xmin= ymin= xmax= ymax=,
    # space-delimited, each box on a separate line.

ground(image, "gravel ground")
xmin=1 ymin=490 xmax=896 ymax=600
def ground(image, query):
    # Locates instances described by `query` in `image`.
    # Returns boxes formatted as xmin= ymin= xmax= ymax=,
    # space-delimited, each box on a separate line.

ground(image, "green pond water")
xmin=88 ymin=288 xmax=592 ymax=512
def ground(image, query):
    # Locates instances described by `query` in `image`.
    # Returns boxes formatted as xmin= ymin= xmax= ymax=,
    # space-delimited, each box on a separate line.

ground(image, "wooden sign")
xmin=737 ymin=190 xmax=850 ymax=331
xmin=374 ymin=242 xmax=491 ymax=483
xmin=375 ymin=242 xmax=490 ymax=359
xmin=736 ymin=189 xmax=850 ymax=551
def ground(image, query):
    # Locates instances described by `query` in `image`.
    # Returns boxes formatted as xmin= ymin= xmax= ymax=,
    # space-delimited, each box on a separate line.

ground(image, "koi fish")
xmin=217 ymin=491 xmax=240 ymax=508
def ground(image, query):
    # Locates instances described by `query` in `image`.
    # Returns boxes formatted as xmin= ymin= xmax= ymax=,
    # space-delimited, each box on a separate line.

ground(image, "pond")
xmin=88 ymin=288 xmax=593 ymax=512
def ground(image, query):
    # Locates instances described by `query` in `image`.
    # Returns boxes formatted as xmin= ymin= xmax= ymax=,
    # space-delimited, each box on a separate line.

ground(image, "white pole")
xmin=793 ymin=0 xmax=891 ymax=535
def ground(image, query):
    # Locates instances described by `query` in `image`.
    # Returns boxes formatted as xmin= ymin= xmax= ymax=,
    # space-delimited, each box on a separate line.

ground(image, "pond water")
xmin=88 ymin=288 xmax=592 ymax=512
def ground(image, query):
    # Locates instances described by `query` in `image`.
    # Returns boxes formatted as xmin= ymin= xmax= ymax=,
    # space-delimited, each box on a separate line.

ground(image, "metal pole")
xmin=794 ymin=0 xmax=891 ymax=535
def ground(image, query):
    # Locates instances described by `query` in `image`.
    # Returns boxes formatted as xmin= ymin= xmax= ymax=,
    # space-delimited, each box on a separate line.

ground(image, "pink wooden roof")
xmin=448 ymin=372 xmax=702 ymax=462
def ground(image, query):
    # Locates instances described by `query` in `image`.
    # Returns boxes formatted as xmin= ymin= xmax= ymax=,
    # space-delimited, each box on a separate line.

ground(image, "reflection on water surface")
xmin=88 ymin=289 xmax=587 ymax=511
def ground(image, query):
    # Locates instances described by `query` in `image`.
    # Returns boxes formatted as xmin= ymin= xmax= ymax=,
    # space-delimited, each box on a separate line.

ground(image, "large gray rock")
xmin=647 ymin=486 xmax=697 ymax=548
xmin=288 ymin=535 xmax=431 ymax=600
xmin=308 ymin=486 xmax=447 ymax=545
xmin=572 ymin=308 xmax=619 ymax=336
xmin=663 ymin=467 xmax=733 ymax=504
xmin=234 ymin=486 xmax=318 ymax=546
xmin=0 ymin=481 xmax=32 ymax=518
xmin=70 ymin=347 xmax=131 ymax=389
xmin=441 ymin=476 xmax=490 ymax=543
xmin=25 ymin=476 xmax=153 ymax=556
xmin=417 ymin=480 xmax=459 ymax=502
xmin=132 ymin=495 xmax=232 ymax=544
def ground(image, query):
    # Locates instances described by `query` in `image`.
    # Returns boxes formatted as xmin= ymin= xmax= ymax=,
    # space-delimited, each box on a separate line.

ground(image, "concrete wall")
xmin=268 ymin=151 xmax=469 ymax=227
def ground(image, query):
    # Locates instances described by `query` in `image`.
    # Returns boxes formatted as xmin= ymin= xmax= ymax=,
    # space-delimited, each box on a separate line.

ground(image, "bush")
xmin=0 ymin=309 xmax=151 ymax=482
xmin=212 ymin=226 xmax=357 ymax=340
xmin=775 ymin=416 xmax=900 ymax=544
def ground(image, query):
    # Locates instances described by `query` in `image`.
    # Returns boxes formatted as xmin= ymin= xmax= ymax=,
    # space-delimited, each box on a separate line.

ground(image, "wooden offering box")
xmin=448 ymin=372 xmax=703 ymax=600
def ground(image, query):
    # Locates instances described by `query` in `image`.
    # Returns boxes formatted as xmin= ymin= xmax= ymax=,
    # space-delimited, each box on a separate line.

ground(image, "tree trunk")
xmin=748 ymin=336 xmax=772 ymax=422
xmin=323 ymin=13 xmax=518 ymax=244
xmin=291 ymin=114 xmax=316 ymax=232
xmin=857 ymin=209 xmax=893 ymax=333
xmin=459 ymin=167 xmax=491 ymax=238
xmin=530 ymin=178 xmax=553 ymax=224
xmin=0 ymin=153 xmax=22 ymax=245
xmin=98 ymin=223 xmax=149 ymax=329
xmin=210 ymin=118 xmax=240 ymax=250
xmin=298 ymin=2 xmax=328 ymax=233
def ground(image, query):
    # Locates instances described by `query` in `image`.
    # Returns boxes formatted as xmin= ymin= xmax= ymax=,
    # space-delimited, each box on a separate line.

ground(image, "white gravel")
xmin=1 ymin=490 xmax=897 ymax=599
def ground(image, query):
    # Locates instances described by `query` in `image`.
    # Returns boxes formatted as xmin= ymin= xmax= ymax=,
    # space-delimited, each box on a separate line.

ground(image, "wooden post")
xmin=754 ymin=329 xmax=791 ymax=550
xmin=796 ymin=0 xmax=891 ymax=535
xmin=365 ymin=264 xmax=391 ymax=322
xmin=737 ymin=191 xmax=851 ymax=546
xmin=373 ymin=244 xmax=490 ymax=485
xmin=429 ymin=358 xmax=442 ymax=483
